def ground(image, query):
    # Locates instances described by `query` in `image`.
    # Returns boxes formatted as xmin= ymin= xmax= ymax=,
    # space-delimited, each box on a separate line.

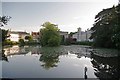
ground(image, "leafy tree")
xmin=0 ymin=16 xmax=11 ymax=27
xmin=19 ymin=39 xmax=25 ymax=46
xmin=25 ymin=35 xmax=33 ymax=41
xmin=0 ymin=16 xmax=11 ymax=46
xmin=40 ymin=22 xmax=61 ymax=47
xmin=0 ymin=29 xmax=9 ymax=45
xmin=90 ymin=4 xmax=120 ymax=49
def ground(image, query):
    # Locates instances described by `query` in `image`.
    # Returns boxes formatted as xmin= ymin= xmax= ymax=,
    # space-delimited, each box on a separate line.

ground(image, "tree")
xmin=0 ymin=29 xmax=9 ymax=45
xmin=25 ymin=35 xmax=33 ymax=41
xmin=90 ymin=4 xmax=120 ymax=49
xmin=0 ymin=16 xmax=11 ymax=27
xmin=19 ymin=39 xmax=25 ymax=46
xmin=40 ymin=22 xmax=61 ymax=47
xmin=0 ymin=16 xmax=11 ymax=46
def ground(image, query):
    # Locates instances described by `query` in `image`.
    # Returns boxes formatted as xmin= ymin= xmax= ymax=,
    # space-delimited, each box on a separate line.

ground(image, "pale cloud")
xmin=59 ymin=24 xmax=81 ymax=33
xmin=73 ymin=16 xmax=81 ymax=20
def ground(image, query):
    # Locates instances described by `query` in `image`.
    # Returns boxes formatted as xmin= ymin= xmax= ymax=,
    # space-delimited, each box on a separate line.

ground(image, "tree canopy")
xmin=0 ymin=16 xmax=11 ymax=27
xmin=90 ymin=4 xmax=120 ymax=49
xmin=40 ymin=22 xmax=61 ymax=47
xmin=0 ymin=16 xmax=11 ymax=46
xmin=25 ymin=35 xmax=33 ymax=41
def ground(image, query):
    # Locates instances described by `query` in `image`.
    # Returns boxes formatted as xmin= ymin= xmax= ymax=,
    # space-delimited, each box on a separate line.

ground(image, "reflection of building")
xmin=72 ymin=27 xmax=93 ymax=42
xmin=4 ymin=46 xmax=29 ymax=56
xmin=7 ymin=30 xmax=30 ymax=42
xmin=31 ymin=32 xmax=40 ymax=42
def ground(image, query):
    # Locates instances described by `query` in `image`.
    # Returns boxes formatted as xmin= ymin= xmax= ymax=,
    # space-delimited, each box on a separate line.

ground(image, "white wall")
xmin=9 ymin=34 xmax=19 ymax=42
xmin=72 ymin=30 xmax=93 ymax=42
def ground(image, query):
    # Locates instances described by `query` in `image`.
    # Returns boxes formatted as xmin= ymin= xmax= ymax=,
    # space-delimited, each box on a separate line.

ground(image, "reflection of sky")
xmin=2 ymin=53 xmax=96 ymax=78
xmin=2 ymin=0 xmax=118 ymax=33
xmin=2 ymin=45 xmax=119 ymax=78
xmin=2 ymin=45 xmax=96 ymax=78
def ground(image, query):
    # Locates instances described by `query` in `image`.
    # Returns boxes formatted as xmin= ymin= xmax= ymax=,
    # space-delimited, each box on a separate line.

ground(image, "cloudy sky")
xmin=1 ymin=0 xmax=119 ymax=33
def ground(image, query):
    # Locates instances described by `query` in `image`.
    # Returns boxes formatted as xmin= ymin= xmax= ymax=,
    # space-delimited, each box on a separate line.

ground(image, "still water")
xmin=1 ymin=45 xmax=119 ymax=79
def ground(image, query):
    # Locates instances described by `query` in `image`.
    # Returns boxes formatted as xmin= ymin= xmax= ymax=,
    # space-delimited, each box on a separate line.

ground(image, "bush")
xmin=4 ymin=39 xmax=18 ymax=45
xmin=19 ymin=39 xmax=25 ymax=46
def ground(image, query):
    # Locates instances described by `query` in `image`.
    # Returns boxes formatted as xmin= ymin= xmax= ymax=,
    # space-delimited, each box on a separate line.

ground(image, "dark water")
xmin=0 ymin=45 xmax=119 ymax=79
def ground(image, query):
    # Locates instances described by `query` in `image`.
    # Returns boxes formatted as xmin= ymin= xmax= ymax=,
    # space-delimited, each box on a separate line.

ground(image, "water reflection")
xmin=39 ymin=47 xmax=66 ymax=69
xmin=40 ymin=52 xmax=59 ymax=69
xmin=0 ymin=50 xmax=8 ymax=62
xmin=4 ymin=46 xmax=30 ymax=56
xmin=91 ymin=52 xmax=119 ymax=79
xmin=2 ymin=45 xmax=119 ymax=79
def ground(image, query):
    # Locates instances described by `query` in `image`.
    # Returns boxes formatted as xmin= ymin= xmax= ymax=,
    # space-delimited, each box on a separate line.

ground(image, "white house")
xmin=7 ymin=31 xmax=30 ymax=42
xmin=72 ymin=27 xmax=93 ymax=42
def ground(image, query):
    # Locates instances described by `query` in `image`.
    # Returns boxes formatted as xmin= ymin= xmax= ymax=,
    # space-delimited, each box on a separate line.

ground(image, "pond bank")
xmin=90 ymin=48 xmax=119 ymax=57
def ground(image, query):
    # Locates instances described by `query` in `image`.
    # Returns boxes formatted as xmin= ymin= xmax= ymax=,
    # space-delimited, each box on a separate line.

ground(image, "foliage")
xmin=90 ymin=4 xmax=120 ymax=49
xmin=74 ymin=41 xmax=93 ymax=46
xmin=0 ymin=29 xmax=9 ymax=46
xmin=40 ymin=22 xmax=61 ymax=47
xmin=19 ymin=39 xmax=25 ymax=46
xmin=0 ymin=16 xmax=11 ymax=27
xmin=0 ymin=16 xmax=11 ymax=46
xmin=25 ymin=41 xmax=40 ymax=45
xmin=64 ymin=38 xmax=72 ymax=45
xmin=25 ymin=35 xmax=33 ymax=41
xmin=4 ymin=39 xmax=18 ymax=45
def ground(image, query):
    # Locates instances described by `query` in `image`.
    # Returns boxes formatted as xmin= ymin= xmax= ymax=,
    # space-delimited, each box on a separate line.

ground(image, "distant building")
xmin=7 ymin=31 xmax=30 ymax=42
xmin=31 ymin=32 xmax=40 ymax=42
xmin=59 ymin=31 xmax=68 ymax=42
xmin=72 ymin=27 xmax=93 ymax=42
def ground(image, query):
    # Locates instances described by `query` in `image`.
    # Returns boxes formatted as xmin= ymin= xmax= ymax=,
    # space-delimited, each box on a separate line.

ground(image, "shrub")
xmin=19 ymin=39 xmax=25 ymax=46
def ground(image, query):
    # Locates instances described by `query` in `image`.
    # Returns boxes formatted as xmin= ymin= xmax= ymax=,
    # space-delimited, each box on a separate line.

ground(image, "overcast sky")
xmin=1 ymin=0 xmax=119 ymax=33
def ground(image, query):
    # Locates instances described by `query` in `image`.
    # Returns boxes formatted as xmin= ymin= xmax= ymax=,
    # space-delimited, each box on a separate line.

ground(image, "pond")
xmin=0 ymin=45 xmax=119 ymax=79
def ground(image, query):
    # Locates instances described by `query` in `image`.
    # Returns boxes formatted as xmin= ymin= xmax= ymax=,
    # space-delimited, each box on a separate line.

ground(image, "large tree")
xmin=0 ymin=16 xmax=11 ymax=27
xmin=40 ymin=22 xmax=61 ymax=47
xmin=90 ymin=4 xmax=120 ymax=49
xmin=0 ymin=16 xmax=11 ymax=46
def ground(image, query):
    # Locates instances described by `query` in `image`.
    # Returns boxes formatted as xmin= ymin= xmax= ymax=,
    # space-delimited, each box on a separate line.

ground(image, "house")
xmin=31 ymin=32 xmax=40 ymax=42
xmin=72 ymin=27 xmax=93 ymax=42
xmin=59 ymin=31 xmax=68 ymax=42
xmin=7 ymin=31 xmax=30 ymax=42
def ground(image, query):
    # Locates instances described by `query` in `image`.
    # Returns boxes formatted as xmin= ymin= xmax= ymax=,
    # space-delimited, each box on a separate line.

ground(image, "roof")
xmin=31 ymin=32 xmax=40 ymax=36
xmin=9 ymin=31 xmax=30 ymax=35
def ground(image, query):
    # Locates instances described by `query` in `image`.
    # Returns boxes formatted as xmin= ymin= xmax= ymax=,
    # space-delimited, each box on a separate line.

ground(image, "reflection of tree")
xmin=40 ymin=53 xmax=59 ymax=70
xmin=39 ymin=47 xmax=61 ymax=70
xmin=91 ymin=53 xmax=119 ymax=79
xmin=1 ymin=50 xmax=8 ymax=62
